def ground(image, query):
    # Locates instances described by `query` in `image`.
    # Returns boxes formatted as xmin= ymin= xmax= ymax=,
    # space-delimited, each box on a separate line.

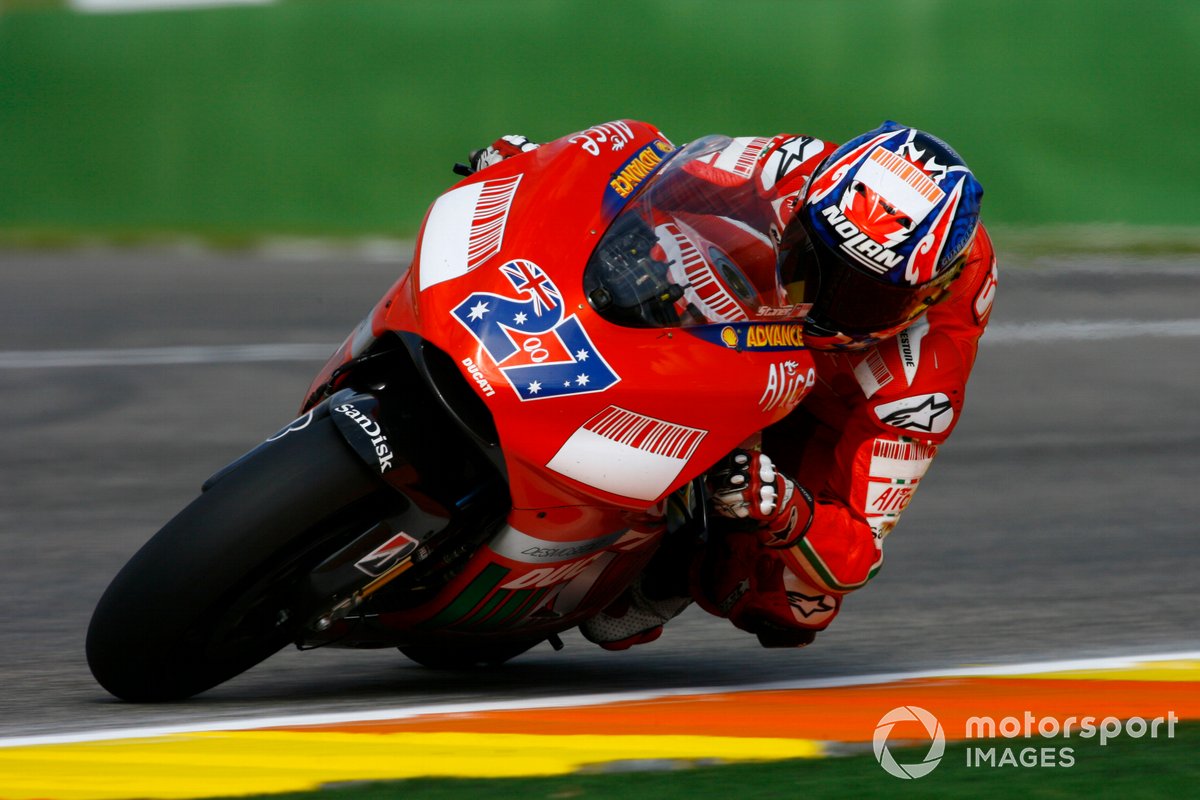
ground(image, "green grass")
xmin=215 ymin=723 xmax=1200 ymax=800
xmin=1 ymin=1 xmax=1198 ymax=241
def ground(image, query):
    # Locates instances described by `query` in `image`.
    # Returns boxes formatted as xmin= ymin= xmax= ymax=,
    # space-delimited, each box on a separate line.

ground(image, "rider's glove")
xmin=709 ymin=450 xmax=814 ymax=548
xmin=469 ymin=134 xmax=540 ymax=172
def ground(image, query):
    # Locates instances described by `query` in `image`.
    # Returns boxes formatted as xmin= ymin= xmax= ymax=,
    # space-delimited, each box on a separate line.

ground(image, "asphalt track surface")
xmin=0 ymin=247 xmax=1196 ymax=740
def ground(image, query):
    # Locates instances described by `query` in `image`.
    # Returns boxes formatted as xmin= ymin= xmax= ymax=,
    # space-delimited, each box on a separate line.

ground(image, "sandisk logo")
xmin=335 ymin=403 xmax=395 ymax=473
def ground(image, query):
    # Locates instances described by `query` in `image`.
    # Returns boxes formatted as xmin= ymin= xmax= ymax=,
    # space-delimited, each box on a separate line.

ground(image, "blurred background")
xmin=0 ymin=0 xmax=1197 ymax=751
xmin=1 ymin=0 xmax=1197 ymax=245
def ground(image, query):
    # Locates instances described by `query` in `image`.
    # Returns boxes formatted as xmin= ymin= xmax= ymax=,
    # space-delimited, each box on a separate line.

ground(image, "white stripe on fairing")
xmin=1 ymin=649 xmax=1196 ymax=749
xmin=0 ymin=344 xmax=333 ymax=369
xmin=985 ymin=319 xmax=1200 ymax=343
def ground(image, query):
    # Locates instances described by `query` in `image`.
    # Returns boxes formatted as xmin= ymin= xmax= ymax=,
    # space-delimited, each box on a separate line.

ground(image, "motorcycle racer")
xmin=468 ymin=122 xmax=998 ymax=650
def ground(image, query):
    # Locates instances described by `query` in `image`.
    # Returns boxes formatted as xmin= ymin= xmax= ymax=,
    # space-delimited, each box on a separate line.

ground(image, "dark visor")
xmin=805 ymin=233 xmax=954 ymax=335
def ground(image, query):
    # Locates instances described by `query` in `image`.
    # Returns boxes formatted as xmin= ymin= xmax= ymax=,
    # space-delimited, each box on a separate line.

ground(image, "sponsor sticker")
xmin=863 ymin=437 xmax=936 ymax=541
xmin=777 ymin=567 xmax=838 ymax=624
xmin=853 ymin=347 xmax=894 ymax=399
xmin=895 ymin=316 xmax=928 ymax=385
xmin=452 ymin=260 xmax=620 ymax=401
xmin=746 ymin=324 xmax=806 ymax=348
xmin=759 ymin=135 xmax=827 ymax=192
xmin=854 ymin=147 xmax=944 ymax=235
xmin=419 ymin=175 xmax=522 ymax=290
xmin=547 ymin=405 xmax=706 ymax=501
xmin=873 ymin=393 xmax=954 ymax=434
xmin=756 ymin=303 xmax=810 ymax=319
xmin=333 ymin=401 xmax=396 ymax=473
xmin=570 ymin=120 xmax=638 ymax=156
xmin=820 ymin=203 xmax=903 ymax=274
xmin=488 ymin=525 xmax=628 ymax=564
xmin=354 ymin=532 xmax=419 ymax=577
xmin=759 ymin=359 xmax=815 ymax=412
xmin=603 ymin=139 xmax=675 ymax=214
xmin=690 ymin=322 xmax=808 ymax=351
xmin=805 ymin=129 xmax=899 ymax=206
xmin=461 ymin=356 xmax=496 ymax=398
xmin=499 ymin=552 xmax=606 ymax=590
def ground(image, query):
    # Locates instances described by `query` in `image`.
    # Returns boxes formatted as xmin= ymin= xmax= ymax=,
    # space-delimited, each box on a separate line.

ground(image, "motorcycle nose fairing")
xmin=299 ymin=121 xmax=819 ymax=640
xmin=88 ymin=121 xmax=817 ymax=699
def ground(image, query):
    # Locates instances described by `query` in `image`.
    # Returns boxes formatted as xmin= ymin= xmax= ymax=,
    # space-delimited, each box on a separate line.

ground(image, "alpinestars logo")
xmin=759 ymin=135 xmax=826 ymax=192
xmin=787 ymin=591 xmax=834 ymax=618
xmin=874 ymin=706 xmax=946 ymax=779
xmin=874 ymin=393 xmax=954 ymax=434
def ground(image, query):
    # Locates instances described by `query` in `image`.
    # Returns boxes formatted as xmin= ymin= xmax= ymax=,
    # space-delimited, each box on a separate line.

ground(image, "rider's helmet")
xmin=790 ymin=121 xmax=984 ymax=350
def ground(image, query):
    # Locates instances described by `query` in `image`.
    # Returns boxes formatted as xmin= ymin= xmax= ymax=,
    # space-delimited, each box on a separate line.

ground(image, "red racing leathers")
xmin=678 ymin=133 xmax=998 ymax=640
xmin=471 ymin=129 xmax=998 ymax=646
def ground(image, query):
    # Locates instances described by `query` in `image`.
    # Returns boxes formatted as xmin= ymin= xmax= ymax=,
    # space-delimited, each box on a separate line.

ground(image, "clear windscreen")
xmin=584 ymin=136 xmax=796 ymax=329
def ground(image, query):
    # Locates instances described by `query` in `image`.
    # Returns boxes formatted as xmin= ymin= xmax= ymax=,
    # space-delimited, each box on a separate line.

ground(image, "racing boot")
xmin=579 ymin=574 xmax=692 ymax=651
xmin=580 ymin=499 xmax=698 ymax=651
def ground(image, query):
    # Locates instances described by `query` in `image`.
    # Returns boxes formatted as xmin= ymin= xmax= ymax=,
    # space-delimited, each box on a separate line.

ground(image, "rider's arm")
xmin=764 ymin=227 xmax=998 ymax=594
xmin=468 ymin=135 xmax=539 ymax=172
xmin=659 ymin=134 xmax=837 ymax=235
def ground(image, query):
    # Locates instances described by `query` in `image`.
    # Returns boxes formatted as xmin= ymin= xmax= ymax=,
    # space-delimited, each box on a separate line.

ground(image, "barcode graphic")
xmin=466 ymin=175 xmax=522 ymax=270
xmin=732 ymin=137 xmax=771 ymax=177
xmin=872 ymin=439 xmax=936 ymax=462
xmin=666 ymin=224 xmax=749 ymax=322
xmin=864 ymin=350 xmax=893 ymax=388
xmin=586 ymin=406 xmax=705 ymax=461
xmin=869 ymin=148 xmax=944 ymax=204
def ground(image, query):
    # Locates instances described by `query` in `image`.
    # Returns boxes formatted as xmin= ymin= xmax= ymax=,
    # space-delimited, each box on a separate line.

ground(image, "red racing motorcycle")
xmin=87 ymin=120 xmax=817 ymax=701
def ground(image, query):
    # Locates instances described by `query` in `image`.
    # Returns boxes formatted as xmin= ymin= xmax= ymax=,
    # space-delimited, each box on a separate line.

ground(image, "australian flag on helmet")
xmin=802 ymin=121 xmax=984 ymax=288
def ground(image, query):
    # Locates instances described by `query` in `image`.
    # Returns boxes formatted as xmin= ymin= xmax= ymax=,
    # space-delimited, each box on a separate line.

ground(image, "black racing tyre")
xmin=398 ymin=639 xmax=542 ymax=670
xmin=86 ymin=413 xmax=383 ymax=701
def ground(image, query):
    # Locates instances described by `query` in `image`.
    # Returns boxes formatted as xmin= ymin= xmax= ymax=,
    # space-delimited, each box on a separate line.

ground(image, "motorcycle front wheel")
xmin=86 ymin=413 xmax=385 ymax=702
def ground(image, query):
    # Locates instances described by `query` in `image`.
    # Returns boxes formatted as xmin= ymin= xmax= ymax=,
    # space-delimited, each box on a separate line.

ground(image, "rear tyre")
xmin=86 ymin=415 xmax=382 ymax=701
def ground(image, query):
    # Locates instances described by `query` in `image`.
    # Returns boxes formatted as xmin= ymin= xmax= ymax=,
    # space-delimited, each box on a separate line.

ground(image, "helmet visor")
xmin=802 ymin=231 xmax=956 ymax=337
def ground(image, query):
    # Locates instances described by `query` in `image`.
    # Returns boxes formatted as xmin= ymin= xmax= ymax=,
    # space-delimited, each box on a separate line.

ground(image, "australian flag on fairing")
xmin=451 ymin=259 xmax=620 ymax=401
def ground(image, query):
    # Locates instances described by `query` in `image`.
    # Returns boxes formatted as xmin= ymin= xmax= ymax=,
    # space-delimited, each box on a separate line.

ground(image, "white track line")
xmin=0 ymin=344 xmax=332 ymax=369
xmin=986 ymin=319 xmax=1200 ymax=343
xmin=2 ymin=649 xmax=1196 ymax=749
xmin=0 ymin=319 xmax=1198 ymax=371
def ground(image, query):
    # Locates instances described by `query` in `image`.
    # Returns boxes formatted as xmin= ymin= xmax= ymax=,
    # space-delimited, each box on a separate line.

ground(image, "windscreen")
xmin=584 ymin=136 xmax=793 ymax=329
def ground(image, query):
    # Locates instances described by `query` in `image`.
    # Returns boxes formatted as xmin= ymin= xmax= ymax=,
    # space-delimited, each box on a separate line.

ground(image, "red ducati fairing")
xmin=87 ymin=121 xmax=819 ymax=702
xmin=303 ymin=120 xmax=815 ymax=643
